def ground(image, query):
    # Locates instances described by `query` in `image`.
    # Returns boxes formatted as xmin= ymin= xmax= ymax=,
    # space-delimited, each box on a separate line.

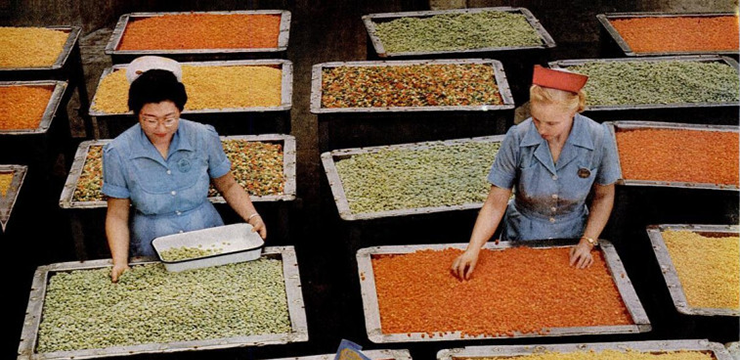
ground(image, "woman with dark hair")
xmin=102 ymin=56 xmax=266 ymax=282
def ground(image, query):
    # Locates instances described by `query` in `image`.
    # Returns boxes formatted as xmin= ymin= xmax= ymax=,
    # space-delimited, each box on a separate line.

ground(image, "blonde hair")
xmin=529 ymin=85 xmax=587 ymax=113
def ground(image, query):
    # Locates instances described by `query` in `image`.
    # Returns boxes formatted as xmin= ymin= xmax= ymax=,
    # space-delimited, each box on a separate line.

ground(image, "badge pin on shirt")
xmin=577 ymin=167 xmax=591 ymax=178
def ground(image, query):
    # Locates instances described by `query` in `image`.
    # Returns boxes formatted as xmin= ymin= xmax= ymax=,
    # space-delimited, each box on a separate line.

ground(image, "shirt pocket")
xmin=517 ymin=160 xmax=546 ymax=203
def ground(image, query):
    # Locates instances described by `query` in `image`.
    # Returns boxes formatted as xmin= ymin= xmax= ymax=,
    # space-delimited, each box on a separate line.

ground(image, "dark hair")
xmin=128 ymin=69 xmax=187 ymax=115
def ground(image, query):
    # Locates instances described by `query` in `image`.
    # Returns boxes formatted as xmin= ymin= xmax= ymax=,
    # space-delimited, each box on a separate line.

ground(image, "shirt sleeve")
xmin=101 ymin=144 xmax=131 ymax=199
xmin=204 ymin=125 xmax=232 ymax=179
xmin=595 ymin=123 xmax=621 ymax=185
xmin=487 ymin=126 xmax=520 ymax=189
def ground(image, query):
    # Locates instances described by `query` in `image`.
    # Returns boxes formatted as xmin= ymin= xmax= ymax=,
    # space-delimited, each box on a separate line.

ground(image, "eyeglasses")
xmin=141 ymin=115 xmax=178 ymax=128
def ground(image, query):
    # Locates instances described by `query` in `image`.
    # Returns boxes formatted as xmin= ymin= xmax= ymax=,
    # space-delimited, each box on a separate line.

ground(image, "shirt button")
xmin=551 ymin=207 xmax=557 ymax=212
xmin=552 ymin=175 xmax=558 ymax=181
xmin=551 ymin=194 xmax=558 ymax=200
xmin=167 ymin=170 xmax=172 ymax=175
xmin=176 ymin=211 xmax=182 ymax=216
xmin=549 ymin=217 xmax=556 ymax=223
xmin=171 ymin=191 xmax=177 ymax=196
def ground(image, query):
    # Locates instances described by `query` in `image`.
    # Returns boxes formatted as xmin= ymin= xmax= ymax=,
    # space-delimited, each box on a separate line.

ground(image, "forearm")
xmin=106 ymin=199 xmax=131 ymax=266
xmin=582 ymin=184 xmax=615 ymax=240
xmin=215 ymin=174 xmax=259 ymax=221
xmin=466 ymin=186 xmax=511 ymax=253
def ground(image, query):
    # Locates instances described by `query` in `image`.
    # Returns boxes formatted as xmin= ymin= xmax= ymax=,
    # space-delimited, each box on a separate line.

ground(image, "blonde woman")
xmin=452 ymin=65 xmax=619 ymax=279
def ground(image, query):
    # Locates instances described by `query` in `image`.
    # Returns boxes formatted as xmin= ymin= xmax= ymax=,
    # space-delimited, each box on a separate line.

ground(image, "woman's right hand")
xmin=451 ymin=249 xmax=480 ymax=280
xmin=111 ymin=263 xmax=130 ymax=283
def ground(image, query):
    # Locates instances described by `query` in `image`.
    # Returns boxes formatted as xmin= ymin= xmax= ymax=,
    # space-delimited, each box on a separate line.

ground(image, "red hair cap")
xmin=532 ymin=65 xmax=588 ymax=93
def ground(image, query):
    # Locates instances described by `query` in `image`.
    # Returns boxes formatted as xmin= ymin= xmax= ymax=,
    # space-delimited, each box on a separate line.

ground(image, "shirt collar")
xmin=129 ymin=120 xmax=195 ymax=161
xmin=519 ymin=113 xmax=594 ymax=150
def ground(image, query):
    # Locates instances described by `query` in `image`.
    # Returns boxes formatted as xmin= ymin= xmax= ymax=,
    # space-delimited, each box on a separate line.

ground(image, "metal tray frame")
xmin=549 ymin=55 xmax=740 ymax=111
xmin=59 ymin=134 xmax=297 ymax=209
xmin=362 ymin=7 xmax=556 ymax=58
xmin=105 ymin=10 xmax=291 ymax=56
xmin=90 ymin=59 xmax=292 ymax=117
xmin=597 ymin=12 xmax=739 ymax=57
xmin=0 ymin=165 xmax=28 ymax=231
xmin=321 ymin=135 xmax=505 ymax=221
xmin=0 ymin=80 xmax=68 ymax=135
xmin=646 ymin=224 xmax=740 ymax=317
xmin=268 ymin=349 xmax=413 ymax=360
xmin=17 ymin=246 xmax=308 ymax=360
xmin=0 ymin=26 xmax=80 ymax=72
xmin=437 ymin=339 xmax=733 ymax=360
xmin=310 ymin=58 xmax=515 ymax=114
xmin=605 ymin=121 xmax=739 ymax=191
xmin=357 ymin=239 xmax=651 ymax=343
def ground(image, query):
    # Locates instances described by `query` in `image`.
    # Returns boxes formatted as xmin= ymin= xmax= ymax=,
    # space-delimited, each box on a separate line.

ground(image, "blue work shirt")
xmin=102 ymin=119 xmax=232 ymax=257
xmin=488 ymin=113 xmax=620 ymax=241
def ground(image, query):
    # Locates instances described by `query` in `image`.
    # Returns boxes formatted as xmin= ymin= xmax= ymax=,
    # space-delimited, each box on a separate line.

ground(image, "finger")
xmin=569 ymin=251 xmax=577 ymax=266
xmin=260 ymin=227 xmax=267 ymax=239
xmin=464 ymin=262 xmax=476 ymax=280
xmin=578 ymin=254 xmax=588 ymax=269
xmin=586 ymin=256 xmax=594 ymax=268
xmin=451 ymin=258 xmax=459 ymax=274
xmin=111 ymin=270 xmax=119 ymax=283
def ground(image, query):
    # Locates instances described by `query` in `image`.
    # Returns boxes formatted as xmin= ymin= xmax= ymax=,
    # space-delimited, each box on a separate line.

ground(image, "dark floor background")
xmin=3 ymin=1 xmax=739 ymax=360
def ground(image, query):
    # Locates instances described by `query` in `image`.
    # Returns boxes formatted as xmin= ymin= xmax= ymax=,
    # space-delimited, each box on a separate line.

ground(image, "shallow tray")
xmin=310 ymin=58 xmax=514 ymax=114
xmin=0 ymin=165 xmax=28 ymax=232
xmin=152 ymin=223 xmax=265 ymax=272
xmin=268 ymin=349 xmax=412 ymax=360
xmin=597 ymin=12 xmax=739 ymax=57
xmin=0 ymin=80 xmax=68 ymax=135
xmin=362 ymin=7 xmax=555 ymax=58
xmin=438 ymin=339 xmax=733 ymax=359
xmin=59 ymin=134 xmax=297 ymax=209
xmin=89 ymin=59 xmax=292 ymax=117
xmin=549 ymin=55 xmax=740 ymax=112
xmin=105 ymin=10 xmax=290 ymax=57
xmin=605 ymin=121 xmax=739 ymax=191
xmin=17 ymin=246 xmax=308 ymax=360
xmin=646 ymin=224 xmax=740 ymax=317
xmin=0 ymin=26 xmax=80 ymax=72
xmin=321 ymin=135 xmax=505 ymax=221
xmin=357 ymin=239 xmax=650 ymax=343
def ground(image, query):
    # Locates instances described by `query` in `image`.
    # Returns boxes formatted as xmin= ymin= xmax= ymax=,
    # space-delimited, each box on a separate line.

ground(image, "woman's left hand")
xmin=569 ymin=240 xmax=593 ymax=269
xmin=248 ymin=215 xmax=267 ymax=239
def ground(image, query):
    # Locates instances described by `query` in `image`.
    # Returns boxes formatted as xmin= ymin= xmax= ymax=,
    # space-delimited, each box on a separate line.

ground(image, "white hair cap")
xmin=126 ymin=56 xmax=183 ymax=84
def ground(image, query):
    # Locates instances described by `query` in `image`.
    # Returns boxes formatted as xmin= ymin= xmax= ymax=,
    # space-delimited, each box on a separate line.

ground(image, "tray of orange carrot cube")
xmin=606 ymin=121 xmax=739 ymax=191
xmin=647 ymin=224 xmax=739 ymax=317
xmin=437 ymin=339 xmax=734 ymax=360
xmin=597 ymin=12 xmax=739 ymax=57
xmin=357 ymin=239 xmax=650 ymax=343
xmin=105 ymin=10 xmax=290 ymax=62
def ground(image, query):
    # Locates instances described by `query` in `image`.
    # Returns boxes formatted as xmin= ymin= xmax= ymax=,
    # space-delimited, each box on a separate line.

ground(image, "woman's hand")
xmin=248 ymin=214 xmax=267 ymax=239
xmin=451 ymin=249 xmax=480 ymax=280
xmin=569 ymin=239 xmax=594 ymax=269
xmin=111 ymin=263 xmax=131 ymax=283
